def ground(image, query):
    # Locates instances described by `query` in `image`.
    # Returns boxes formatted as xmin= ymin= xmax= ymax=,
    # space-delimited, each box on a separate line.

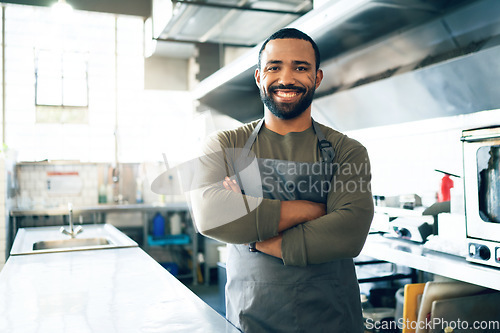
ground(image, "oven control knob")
xmin=469 ymin=244 xmax=476 ymax=256
xmin=478 ymin=245 xmax=491 ymax=261
xmin=396 ymin=227 xmax=411 ymax=239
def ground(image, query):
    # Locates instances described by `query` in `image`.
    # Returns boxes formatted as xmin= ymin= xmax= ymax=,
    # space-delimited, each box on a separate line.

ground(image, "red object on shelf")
xmin=438 ymin=174 xmax=454 ymax=202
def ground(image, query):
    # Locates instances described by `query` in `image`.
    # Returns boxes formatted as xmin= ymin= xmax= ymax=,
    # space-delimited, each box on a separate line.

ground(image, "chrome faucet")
xmin=60 ymin=203 xmax=83 ymax=238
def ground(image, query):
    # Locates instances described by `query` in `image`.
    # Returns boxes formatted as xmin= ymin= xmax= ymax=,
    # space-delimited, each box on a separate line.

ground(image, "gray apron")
xmin=225 ymin=119 xmax=364 ymax=333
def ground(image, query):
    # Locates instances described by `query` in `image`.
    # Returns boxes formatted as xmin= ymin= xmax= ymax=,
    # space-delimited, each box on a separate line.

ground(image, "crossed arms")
xmin=190 ymin=132 xmax=374 ymax=266
xmin=223 ymin=175 xmax=325 ymax=258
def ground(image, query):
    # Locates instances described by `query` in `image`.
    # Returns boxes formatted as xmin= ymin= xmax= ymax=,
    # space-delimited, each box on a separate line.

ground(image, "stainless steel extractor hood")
xmin=154 ymin=0 xmax=313 ymax=46
xmin=193 ymin=0 xmax=498 ymax=125
xmin=312 ymin=0 xmax=500 ymax=131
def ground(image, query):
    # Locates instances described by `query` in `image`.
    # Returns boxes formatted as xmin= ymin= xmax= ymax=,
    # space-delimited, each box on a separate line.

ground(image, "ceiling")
xmin=2 ymin=0 xmax=152 ymax=17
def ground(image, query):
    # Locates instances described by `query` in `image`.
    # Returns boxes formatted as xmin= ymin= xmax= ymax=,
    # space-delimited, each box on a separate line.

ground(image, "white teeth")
xmin=275 ymin=91 xmax=298 ymax=98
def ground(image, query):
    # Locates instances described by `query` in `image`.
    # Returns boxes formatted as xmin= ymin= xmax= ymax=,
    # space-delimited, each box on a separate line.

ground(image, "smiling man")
xmin=192 ymin=28 xmax=374 ymax=332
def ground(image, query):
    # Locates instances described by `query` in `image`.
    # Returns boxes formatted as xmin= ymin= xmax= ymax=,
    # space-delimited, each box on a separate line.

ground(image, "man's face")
xmin=255 ymin=38 xmax=323 ymax=120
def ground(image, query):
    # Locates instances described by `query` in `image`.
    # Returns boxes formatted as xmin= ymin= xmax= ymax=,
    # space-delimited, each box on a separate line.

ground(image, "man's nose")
xmin=278 ymin=68 xmax=295 ymax=85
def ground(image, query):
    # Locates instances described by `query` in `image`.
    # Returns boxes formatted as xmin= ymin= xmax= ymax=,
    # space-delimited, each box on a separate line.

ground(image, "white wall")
xmin=0 ymin=158 xmax=5 ymax=271
xmin=340 ymin=108 xmax=500 ymax=206
xmin=144 ymin=55 xmax=189 ymax=90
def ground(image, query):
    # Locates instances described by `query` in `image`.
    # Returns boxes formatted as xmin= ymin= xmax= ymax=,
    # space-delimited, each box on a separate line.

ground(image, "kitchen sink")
xmin=33 ymin=237 xmax=112 ymax=250
xmin=10 ymin=224 xmax=138 ymax=255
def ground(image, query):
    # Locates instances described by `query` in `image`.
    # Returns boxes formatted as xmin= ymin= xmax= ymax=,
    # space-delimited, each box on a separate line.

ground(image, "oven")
xmin=461 ymin=126 xmax=500 ymax=268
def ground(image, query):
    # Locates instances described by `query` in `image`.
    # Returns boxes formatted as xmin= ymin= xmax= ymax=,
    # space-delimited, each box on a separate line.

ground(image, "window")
xmin=35 ymin=49 xmax=89 ymax=123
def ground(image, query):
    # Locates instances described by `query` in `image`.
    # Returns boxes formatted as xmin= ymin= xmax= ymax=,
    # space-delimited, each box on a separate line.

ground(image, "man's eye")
xmin=267 ymin=66 xmax=279 ymax=71
xmin=296 ymin=66 xmax=307 ymax=71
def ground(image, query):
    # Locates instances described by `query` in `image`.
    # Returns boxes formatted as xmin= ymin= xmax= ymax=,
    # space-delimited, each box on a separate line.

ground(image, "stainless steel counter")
xmin=361 ymin=234 xmax=500 ymax=291
xmin=10 ymin=224 xmax=138 ymax=255
xmin=0 ymin=247 xmax=239 ymax=332
xmin=8 ymin=202 xmax=199 ymax=284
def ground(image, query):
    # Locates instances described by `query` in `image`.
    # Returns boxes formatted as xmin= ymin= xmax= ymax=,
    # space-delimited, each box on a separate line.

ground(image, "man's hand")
xmin=222 ymin=176 xmax=282 ymax=258
xmin=222 ymin=175 xmax=326 ymax=260
xmin=255 ymin=234 xmax=282 ymax=258
xmin=222 ymin=176 xmax=241 ymax=193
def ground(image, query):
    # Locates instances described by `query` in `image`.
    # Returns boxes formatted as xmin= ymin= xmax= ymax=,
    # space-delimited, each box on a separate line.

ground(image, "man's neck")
xmin=264 ymin=110 xmax=312 ymax=135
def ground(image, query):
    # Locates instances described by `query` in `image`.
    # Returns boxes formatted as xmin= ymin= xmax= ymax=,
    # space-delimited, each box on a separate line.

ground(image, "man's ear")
xmin=254 ymin=68 xmax=261 ymax=87
xmin=315 ymin=69 xmax=323 ymax=89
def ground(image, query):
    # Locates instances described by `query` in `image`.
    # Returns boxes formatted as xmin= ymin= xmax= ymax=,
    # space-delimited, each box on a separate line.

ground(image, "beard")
xmin=260 ymin=84 xmax=316 ymax=120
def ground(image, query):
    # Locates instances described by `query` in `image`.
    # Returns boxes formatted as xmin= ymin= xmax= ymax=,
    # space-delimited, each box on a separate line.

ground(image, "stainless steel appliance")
xmin=387 ymin=216 xmax=434 ymax=243
xmin=461 ymin=126 xmax=500 ymax=268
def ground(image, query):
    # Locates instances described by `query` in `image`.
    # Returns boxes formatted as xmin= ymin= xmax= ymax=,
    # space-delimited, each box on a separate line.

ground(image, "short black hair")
xmin=258 ymin=28 xmax=321 ymax=71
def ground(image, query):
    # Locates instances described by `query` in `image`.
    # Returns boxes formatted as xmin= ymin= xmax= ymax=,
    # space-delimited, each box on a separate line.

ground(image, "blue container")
xmin=152 ymin=212 xmax=165 ymax=238
xmin=160 ymin=262 xmax=179 ymax=276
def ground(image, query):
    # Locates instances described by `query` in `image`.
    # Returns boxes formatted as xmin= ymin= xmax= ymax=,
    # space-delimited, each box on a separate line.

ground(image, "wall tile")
xmin=16 ymin=163 xmax=100 ymax=209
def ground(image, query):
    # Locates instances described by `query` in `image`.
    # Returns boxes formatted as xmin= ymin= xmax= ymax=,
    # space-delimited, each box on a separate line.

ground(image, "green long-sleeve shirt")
xmin=191 ymin=119 xmax=374 ymax=266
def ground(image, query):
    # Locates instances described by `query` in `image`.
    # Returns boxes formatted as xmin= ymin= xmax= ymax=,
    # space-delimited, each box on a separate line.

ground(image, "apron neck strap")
xmin=312 ymin=119 xmax=335 ymax=164
xmin=242 ymin=118 xmax=265 ymax=153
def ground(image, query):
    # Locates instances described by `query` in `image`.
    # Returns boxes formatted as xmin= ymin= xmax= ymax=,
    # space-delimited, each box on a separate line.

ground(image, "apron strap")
xmin=242 ymin=118 xmax=265 ymax=153
xmin=234 ymin=119 xmax=264 ymax=197
xmin=312 ymin=119 xmax=335 ymax=164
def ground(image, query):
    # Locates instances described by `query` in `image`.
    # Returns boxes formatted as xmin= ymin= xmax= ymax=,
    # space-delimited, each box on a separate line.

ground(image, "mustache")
xmin=269 ymin=84 xmax=306 ymax=93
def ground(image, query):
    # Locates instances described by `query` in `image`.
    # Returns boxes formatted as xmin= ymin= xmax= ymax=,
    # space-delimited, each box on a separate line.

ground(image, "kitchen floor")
xmin=180 ymin=266 xmax=225 ymax=316
xmin=187 ymin=283 xmax=225 ymax=316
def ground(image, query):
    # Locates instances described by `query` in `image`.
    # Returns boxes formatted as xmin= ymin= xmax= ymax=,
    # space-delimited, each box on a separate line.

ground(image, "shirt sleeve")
xmin=189 ymin=132 xmax=281 ymax=244
xmin=281 ymin=140 xmax=374 ymax=266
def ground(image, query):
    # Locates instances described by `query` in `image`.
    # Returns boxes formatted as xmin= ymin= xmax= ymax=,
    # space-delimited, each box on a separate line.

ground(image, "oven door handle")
xmin=461 ymin=134 xmax=500 ymax=142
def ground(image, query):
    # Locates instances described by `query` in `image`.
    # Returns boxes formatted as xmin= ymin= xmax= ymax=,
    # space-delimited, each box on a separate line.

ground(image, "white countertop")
xmin=0 ymin=247 xmax=239 ymax=333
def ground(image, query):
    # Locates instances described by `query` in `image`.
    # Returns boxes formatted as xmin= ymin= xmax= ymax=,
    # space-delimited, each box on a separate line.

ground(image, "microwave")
xmin=461 ymin=126 xmax=500 ymax=268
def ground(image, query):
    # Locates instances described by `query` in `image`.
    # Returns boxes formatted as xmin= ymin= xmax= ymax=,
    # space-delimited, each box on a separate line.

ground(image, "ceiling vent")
xmin=152 ymin=0 xmax=313 ymax=46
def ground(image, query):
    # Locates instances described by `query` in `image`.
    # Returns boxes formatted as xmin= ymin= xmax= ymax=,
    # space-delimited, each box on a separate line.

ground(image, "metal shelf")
xmin=361 ymin=234 xmax=500 ymax=291
xmin=142 ymin=210 xmax=199 ymax=285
